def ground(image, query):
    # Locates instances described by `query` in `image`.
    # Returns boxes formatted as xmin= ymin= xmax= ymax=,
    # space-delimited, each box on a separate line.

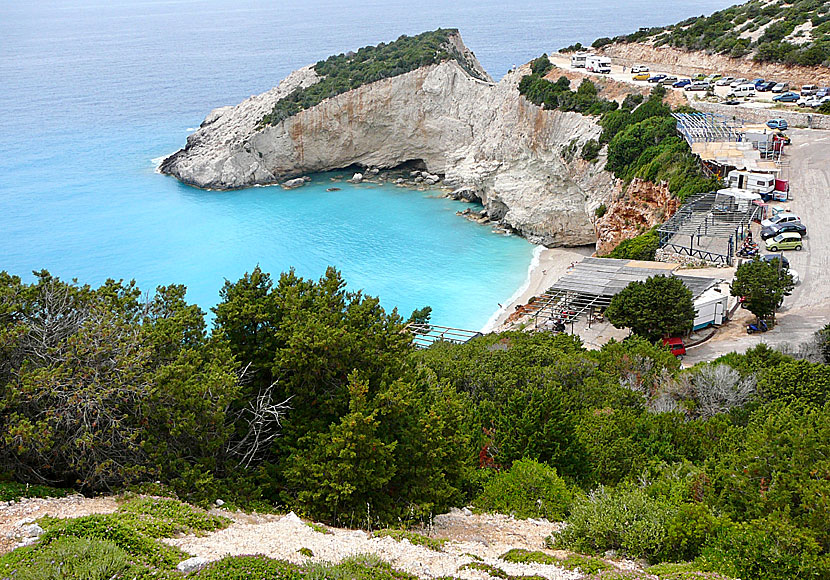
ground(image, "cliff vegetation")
xmin=518 ymin=63 xmax=719 ymax=204
xmin=612 ymin=0 xmax=830 ymax=67
xmin=2 ymin=267 xmax=830 ymax=579
xmin=259 ymin=29 xmax=485 ymax=127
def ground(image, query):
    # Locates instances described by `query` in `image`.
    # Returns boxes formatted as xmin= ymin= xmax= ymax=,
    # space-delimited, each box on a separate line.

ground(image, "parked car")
xmin=631 ymin=65 xmax=649 ymax=73
xmin=764 ymin=231 xmax=803 ymax=251
xmin=761 ymin=254 xmax=791 ymax=269
xmin=766 ymin=118 xmax=789 ymax=130
xmin=673 ymin=78 xmax=692 ymax=88
xmin=685 ymin=81 xmax=710 ymax=91
xmin=659 ymin=76 xmax=678 ymax=85
xmin=817 ymin=87 xmax=830 ymax=98
xmin=752 ymin=78 xmax=766 ymax=87
xmin=728 ymin=84 xmax=756 ymax=98
xmin=647 ymin=74 xmax=667 ymax=83
xmin=758 ymin=81 xmax=777 ymax=92
xmin=801 ymin=84 xmax=819 ymax=96
xmin=761 ymin=211 xmax=800 ymax=229
xmin=772 ymin=92 xmax=799 ymax=103
xmin=715 ymin=76 xmax=734 ymax=86
xmin=760 ymin=221 xmax=807 ymax=240
xmin=692 ymin=73 xmax=707 ymax=81
xmin=632 ymin=72 xmax=650 ymax=81
xmin=730 ymin=78 xmax=749 ymax=88
xmin=662 ymin=337 xmax=686 ymax=358
xmin=771 ymin=82 xmax=790 ymax=93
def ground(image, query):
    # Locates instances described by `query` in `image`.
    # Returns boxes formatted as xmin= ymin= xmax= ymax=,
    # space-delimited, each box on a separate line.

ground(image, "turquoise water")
xmin=0 ymin=0 xmax=734 ymax=330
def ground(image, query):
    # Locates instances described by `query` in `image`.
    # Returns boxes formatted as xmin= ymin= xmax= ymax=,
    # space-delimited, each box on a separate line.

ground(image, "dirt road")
xmin=684 ymin=128 xmax=830 ymax=363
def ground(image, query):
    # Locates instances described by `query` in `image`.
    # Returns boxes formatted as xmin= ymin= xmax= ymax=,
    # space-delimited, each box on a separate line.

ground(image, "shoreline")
xmin=483 ymin=245 xmax=596 ymax=333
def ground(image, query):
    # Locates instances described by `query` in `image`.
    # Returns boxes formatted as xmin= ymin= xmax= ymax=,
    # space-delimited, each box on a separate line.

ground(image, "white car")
xmin=730 ymin=78 xmax=748 ymax=88
xmin=631 ymin=65 xmax=649 ymax=74
xmin=788 ymin=268 xmax=800 ymax=285
xmin=761 ymin=212 xmax=801 ymax=229
xmin=715 ymin=77 xmax=734 ymax=86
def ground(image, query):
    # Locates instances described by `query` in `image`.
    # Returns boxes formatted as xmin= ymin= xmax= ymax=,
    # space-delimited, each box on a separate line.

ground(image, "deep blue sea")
xmin=0 ymin=0 xmax=733 ymax=330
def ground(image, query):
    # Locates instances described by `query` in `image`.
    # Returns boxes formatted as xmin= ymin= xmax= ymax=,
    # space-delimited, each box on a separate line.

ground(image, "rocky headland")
xmin=161 ymin=31 xmax=617 ymax=247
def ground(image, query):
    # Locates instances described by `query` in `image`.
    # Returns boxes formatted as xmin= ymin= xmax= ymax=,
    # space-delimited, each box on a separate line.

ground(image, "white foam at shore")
xmin=480 ymin=244 xmax=544 ymax=333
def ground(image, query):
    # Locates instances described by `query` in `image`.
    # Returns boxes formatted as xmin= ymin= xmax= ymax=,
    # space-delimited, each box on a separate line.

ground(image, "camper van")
xmin=716 ymin=188 xmax=762 ymax=212
xmin=726 ymin=170 xmax=775 ymax=195
xmin=585 ymin=55 xmax=611 ymax=74
xmin=570 ymin=52 xmax=590 ymax=68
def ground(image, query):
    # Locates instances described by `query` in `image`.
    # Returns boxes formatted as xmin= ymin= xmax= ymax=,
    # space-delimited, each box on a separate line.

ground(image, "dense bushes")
xmin=473 ymin=459 xmax=573 ymax=520
xmin=518 ymin=70 xmax=619 ymax=115
xmin=3 ymin=264 xmax=830 ymax=579
xmin=604 ymin=228 xmax=660 ymax=260
xmin=260 ymin=29 xmax=484 ymax=126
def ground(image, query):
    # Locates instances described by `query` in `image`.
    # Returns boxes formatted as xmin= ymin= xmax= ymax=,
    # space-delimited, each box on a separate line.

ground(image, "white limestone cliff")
xmin=161 ymin=36 xmax=616 ymax=246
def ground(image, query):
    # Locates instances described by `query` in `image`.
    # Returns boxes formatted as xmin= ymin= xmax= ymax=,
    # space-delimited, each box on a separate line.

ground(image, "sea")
xmin=0 ymin=0 xmax=733 ymax=331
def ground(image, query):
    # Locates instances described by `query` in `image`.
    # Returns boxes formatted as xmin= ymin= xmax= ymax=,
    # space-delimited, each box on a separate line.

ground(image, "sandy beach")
xmin=484 ymin=245 xmax=596 ymax=332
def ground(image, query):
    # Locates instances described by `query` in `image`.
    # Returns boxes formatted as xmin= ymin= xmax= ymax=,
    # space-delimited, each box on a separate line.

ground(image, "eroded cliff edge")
xmin=161 ymin=33 xmax=615 ymax=246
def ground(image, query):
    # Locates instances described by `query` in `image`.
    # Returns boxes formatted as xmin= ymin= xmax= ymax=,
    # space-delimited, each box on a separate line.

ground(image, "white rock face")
xmin=161 ymin=37 xmax=615 ymax=246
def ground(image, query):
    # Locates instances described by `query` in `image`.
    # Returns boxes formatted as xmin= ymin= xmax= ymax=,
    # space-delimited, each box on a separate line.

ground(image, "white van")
xmin=728 ymin=83 xmax=756 ymax=98
xmin=801 ymin=84 xmax=819 ymax=96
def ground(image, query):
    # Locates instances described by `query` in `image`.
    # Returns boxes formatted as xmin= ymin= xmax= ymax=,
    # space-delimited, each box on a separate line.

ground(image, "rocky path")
xmin=166 ymin=509 xmax=596 ymax=579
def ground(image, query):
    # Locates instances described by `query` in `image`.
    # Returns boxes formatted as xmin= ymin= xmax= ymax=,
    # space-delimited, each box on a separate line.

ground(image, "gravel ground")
xmin=0 ymin=494 xmax=118 ymax=554
xmin=166 ymin=508 xmax=629 ymax=579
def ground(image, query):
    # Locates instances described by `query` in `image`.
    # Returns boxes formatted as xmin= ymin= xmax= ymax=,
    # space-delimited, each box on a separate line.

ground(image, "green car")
xmin=764 ymin=231 xmax=803 ymax=251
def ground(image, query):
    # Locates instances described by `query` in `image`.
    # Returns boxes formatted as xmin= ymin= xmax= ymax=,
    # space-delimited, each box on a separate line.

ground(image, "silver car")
xmin=730 ymin=78 xmax=748 ymax=88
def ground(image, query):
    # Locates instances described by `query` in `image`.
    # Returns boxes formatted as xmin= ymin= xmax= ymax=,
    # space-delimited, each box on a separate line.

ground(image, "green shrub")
xmin=117 ymin=496 xmax=230 ymax=538
xmin=499 ymin=548 xmax=556 ymax=565
xmin=39 ymin=514 xmax=186 ymax=568
xmin=194 ymin=555 xmax=303 ymax=580
xmin=697 ymin=516 xmax=830 ymax=580
xmin=297 ymin=547 xmax=314 ymax=557
xmin=559 ymin=554 xmax=612 ymax=574
xmin=373 ymin=529 xmax=446 ymax=552
xmin=0 ymin=536 xmax=129 ymax=580
xmin=594 ymin=203 xmax=607 ymax=218
xmin=582 ymin=140 xmax=601 ymax=162
xmin=659 ymin=503 xmax=732 ymax=562
xmin=646 ymin=562 xmax=735 ymax=579
xmin=554 ymin=485 xmax=675 ymax=561
xmin=604 ymin=228 xmax=659 ymax=261
xmin=0 ymin=482 xmax=71 ymax=502
xmin=474 ymin=459 xmax=573 ymax=520
xmin=304 ymin=554 xmax=419 ymax=580
xmin=306 ymin=522 xmax=331 ymax=534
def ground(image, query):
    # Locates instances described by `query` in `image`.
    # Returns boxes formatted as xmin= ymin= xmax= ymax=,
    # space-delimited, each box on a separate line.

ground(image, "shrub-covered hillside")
xmin=260 ymin=29 xmax=486 ymax=127
xmin=608 ymin=0 xmax=830 ymax=67
xmin=518 ymin=60 xmax=719 ymax=204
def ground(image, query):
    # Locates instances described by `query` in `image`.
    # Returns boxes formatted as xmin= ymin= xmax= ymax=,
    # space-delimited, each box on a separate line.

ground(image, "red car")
xmin=663 ymin=337 xmax=686 ymax=357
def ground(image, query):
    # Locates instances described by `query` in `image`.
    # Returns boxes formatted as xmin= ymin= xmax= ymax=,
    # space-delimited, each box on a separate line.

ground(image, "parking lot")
xmin=681 ymin=128 xmax=830 ymax=361
xmin=547 ymin=53 xmax=827 ymax=114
